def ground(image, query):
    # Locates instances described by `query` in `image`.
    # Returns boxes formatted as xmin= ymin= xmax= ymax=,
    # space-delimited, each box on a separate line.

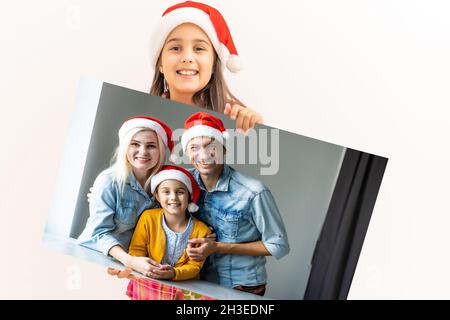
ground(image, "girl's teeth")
xmin=178 ymin=70 xmax=197 ymax=75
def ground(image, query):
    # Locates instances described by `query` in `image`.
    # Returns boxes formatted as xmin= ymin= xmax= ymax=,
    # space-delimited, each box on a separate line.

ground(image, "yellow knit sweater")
xmin=128 ymin=208 xmax=211 ymax=281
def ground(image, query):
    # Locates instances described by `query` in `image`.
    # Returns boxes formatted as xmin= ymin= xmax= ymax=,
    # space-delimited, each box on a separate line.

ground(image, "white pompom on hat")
xmin=151 ymin=165 xmax=201 ymax=213
xmin=150 ymin=1 xmax=243 ymax=73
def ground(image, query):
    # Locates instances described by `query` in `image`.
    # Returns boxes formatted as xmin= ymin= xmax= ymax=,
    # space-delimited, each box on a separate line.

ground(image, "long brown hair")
xmin=150 ymin=53 xmax=246 ymax=113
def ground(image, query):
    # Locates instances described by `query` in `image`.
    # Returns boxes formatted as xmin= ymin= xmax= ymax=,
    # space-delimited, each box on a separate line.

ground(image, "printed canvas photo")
xmin=43 ymin=78 xmax=387 ymax=300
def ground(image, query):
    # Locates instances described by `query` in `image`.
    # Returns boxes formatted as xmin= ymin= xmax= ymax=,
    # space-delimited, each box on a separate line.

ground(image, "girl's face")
xmin=159 ymin=23 xmax=215 ymax=102
xmin=127 ymin=130 xmax=160 ymax=174
xmin=156 ymin=180 xmax=189 ymax=216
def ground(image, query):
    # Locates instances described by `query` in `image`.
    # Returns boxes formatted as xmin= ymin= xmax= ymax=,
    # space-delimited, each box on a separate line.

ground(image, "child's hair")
xmin=111 ymin=127 xmax=166 ymax=194
xmin=150 ymin=52 xmax=246 ymax=114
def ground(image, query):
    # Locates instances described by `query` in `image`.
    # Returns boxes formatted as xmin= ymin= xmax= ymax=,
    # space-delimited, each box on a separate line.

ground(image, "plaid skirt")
xmin=126 ymin=278 xmax=216 ymax=300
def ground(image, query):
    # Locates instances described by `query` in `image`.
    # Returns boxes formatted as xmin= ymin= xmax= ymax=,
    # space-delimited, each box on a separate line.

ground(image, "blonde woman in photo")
xmin=77 ymin=116 xmax=174 ymax=274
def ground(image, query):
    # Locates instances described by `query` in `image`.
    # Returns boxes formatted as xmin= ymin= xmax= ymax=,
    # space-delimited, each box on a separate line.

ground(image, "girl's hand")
xmin=146 ymin=264 xmax=175 ymax=280
xmin=224 ymin=103 xmax=263 ymax=133
xmin=127 ymin=256 xmax=161 ymax=276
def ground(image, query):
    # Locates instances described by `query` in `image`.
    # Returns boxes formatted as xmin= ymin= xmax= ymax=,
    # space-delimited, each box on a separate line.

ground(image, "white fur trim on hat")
xmin=151 ymin=169 xmax=193 ymax=195
xmin=181 ymin=124 xmax=226 ymax=151
xmin=119 ymin=118 xmax=168 ymax=149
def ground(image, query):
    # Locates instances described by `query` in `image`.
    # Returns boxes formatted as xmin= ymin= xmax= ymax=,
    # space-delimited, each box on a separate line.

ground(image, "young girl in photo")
xmin=149 ymin=0 xmax=263 ymax=132
xmin=128 ymin=165 xmax=211 ymax=280
xmin=77 ymin=116 xmax=174 ymax=273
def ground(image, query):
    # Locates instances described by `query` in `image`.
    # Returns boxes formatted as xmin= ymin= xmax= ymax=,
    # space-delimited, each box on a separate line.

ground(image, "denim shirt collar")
xmin=194 ymin=164 xmax=232 ymax=192
xmin=127 ymin=171 xmax=149 ymax=197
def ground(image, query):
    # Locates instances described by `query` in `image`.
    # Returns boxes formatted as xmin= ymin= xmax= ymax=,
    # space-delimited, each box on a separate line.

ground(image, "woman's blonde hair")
xmin=111 ymin=128 xmax=167 ymax=194
xmin=150 ymin=52 xmax=246 ymax=113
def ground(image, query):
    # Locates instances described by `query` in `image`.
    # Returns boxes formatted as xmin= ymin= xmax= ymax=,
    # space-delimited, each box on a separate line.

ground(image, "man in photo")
xmin=181 ymin=112 xmax=290 ymax=296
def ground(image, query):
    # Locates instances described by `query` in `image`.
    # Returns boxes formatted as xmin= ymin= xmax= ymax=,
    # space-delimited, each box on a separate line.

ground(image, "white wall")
xmin=1 ymin=0 xmax=449 ymax=298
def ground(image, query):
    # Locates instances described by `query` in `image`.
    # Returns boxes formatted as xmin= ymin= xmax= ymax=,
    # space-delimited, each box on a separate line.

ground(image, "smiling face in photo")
xmin=186 ymin=136 xmax=224 ymax=177
xmin=159 ymin=23 xmax=215 ymax=101
xmin=156 ymin=179 xmax=189 ymax=216
xmin=126 ymin=130 xmax=160 ymax=175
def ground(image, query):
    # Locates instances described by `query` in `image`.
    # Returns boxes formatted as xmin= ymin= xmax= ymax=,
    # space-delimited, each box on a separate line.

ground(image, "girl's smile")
xmin=176 ymin=68 xmax=199 ymax=77
xmin=159 ymin=23 xmax=214 ymax=105
xmin=156 ymin=180 xmax=190 ymax=216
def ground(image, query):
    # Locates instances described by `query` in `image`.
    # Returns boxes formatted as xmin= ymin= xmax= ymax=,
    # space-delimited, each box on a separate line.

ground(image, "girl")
xmin=77 ymin=116 xmax=174 ymax=273
xmin=128 ymin=165 xmax=211 ymax=280
xmin=149 ymin=0 xmax=263 ymax=132
xmin=108 ymin=1 xmax=255 ymax=290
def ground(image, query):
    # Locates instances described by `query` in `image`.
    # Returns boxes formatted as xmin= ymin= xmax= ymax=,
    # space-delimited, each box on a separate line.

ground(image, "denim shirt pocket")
xmin=215 ymin=209 xmax=242 ymax=240
xmin=115 ymin=199 xmax=138 ymax=227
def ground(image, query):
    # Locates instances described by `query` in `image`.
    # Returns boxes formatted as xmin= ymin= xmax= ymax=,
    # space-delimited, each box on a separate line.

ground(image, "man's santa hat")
xmin=151 ymin=1 xmax=242 ymax=73
xmin=118 ymin=116 xmax=174 ymax=153
xmin=181 ymin=112 xmax=229 ymax=151
xmin=150 ymin=165 xmax=201 ymax=213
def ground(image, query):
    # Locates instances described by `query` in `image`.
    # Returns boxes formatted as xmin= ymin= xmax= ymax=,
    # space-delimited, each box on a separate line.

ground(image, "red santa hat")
xmin=150 ymin=165 xmax=201 ymax=213
xmin=181 ymin=112 xmax=229 ymax=151
xmin=118 ymin=116 xmax=174 ymax=153
xmin=151 ymin=1 xmax=242 ymax=73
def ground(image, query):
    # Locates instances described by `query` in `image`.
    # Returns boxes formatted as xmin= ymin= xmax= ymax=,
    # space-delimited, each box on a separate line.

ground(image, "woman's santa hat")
xmin=181 ymin=112 xmax=229 ymax=151
xmin=118 ymin=116 xmax=174 ymax=153
xmin=151 ymin=1 xmax=242 ymax=73
xmin=151 ymin=165 xmax=201 ymax=213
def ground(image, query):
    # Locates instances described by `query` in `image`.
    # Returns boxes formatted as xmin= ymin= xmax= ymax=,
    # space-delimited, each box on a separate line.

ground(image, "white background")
xmin=1 ymin=0 xmax=449 ymax=299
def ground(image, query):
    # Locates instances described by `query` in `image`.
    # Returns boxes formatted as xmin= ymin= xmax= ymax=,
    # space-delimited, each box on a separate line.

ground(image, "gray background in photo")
xmin=46 ymin=79 xmax=345 ymax=299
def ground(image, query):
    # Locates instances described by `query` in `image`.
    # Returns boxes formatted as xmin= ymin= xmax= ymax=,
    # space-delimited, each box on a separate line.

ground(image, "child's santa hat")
xmin=118 ymin=116 xmax=174 ymax=153
xmin=151 ymin=1 xmax=242 ymax=73
xmin=151 ymin=165 xmax=201 ymax=213
xmin=181 ymin=112 xmax=229 ymax=151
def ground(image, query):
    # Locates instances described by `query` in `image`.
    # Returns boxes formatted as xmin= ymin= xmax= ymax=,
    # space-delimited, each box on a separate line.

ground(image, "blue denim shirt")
xmin=77 ymin=168 xmax=156 ymax=256
xmin=189 ymin=165 xmax=290 ymax=288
